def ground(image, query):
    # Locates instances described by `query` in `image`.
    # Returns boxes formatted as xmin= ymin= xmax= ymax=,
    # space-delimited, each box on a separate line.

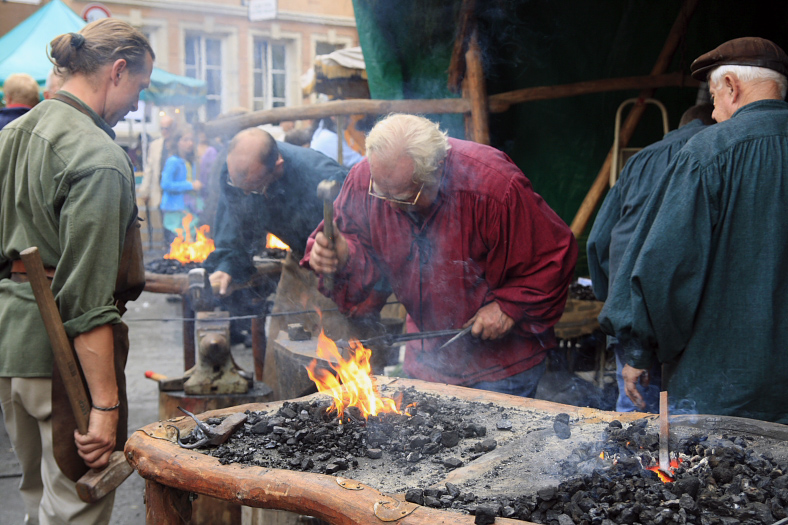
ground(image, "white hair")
xmin=366 ymin=114 xmax=451 ymax=185
xmin=709 ymin=64 xmax=788 ymax=99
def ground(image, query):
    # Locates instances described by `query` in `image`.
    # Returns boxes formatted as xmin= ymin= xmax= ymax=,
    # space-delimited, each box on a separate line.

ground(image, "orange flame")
xmin=306 ymin=330 xmax=402 ymax=420
xmin=646 ymin=458 xmax=681 ymax=483
xmin=266 ymin=233 xmax=290 ymax=251
xmin=164 ymin=213 xmax=215 ymax=263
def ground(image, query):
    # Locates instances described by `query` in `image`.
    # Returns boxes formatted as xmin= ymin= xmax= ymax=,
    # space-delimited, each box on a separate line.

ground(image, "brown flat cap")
xmin=690 ymin=37 xmax=788 ymax=81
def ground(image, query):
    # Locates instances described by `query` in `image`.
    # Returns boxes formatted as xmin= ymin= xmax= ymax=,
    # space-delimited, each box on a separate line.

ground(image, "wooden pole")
xmin=205 ymin=72 xmax=696 ymax=139
xmin=464 ymin=29 xmax=490 ymax=145
xmin=145 ymin=480 xmax=191 ymax=524
xmin=569 ymin=0 xmax=701 ymax=237
xmin=447 ymin=0 xmax=477 ymax=93
xmin=488 ymin=72 xmax=696 ymax=112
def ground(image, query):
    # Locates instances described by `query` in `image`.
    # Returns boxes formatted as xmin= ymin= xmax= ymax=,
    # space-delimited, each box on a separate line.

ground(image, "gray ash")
xmin=409 ymin=419 xmax=788 ymax=524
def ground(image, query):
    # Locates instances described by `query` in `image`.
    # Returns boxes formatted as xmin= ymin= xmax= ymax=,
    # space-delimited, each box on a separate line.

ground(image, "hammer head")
xmin=188 ymin=268 xmax=215 ymax=311
xmin=317 ymin=179 xmax=340 ymax=202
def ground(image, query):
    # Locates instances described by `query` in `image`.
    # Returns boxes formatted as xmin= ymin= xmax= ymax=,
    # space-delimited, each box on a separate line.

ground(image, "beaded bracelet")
xmin=92 ymin=401 xmax=121 ymax=411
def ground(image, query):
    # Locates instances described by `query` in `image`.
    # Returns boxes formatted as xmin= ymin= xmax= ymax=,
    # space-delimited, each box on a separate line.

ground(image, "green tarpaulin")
xmin=0 ymin=0 xmax=206 ymax=107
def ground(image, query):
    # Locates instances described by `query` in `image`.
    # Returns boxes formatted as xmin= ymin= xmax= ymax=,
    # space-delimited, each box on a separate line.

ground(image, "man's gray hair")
xmin=366 ymin=114 xmax=451 ymax=185
xmin=709 ymin=64 xmax=788 ymax=99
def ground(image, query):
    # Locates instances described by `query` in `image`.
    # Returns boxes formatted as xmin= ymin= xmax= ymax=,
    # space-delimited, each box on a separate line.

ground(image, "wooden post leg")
xmin=145 ymin=480 xmax=192 ymax=524
xmin=251 ymin=315 xmax=266 ymax=381
xmin=183 ymin=294 xmax=195 ymax=371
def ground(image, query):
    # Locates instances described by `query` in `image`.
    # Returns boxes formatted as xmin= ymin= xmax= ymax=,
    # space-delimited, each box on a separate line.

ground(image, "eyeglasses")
xmin=368 ymin=178 xmax=424 ymax=206
xmin=226 ymin=175 xmax=264 ymax=195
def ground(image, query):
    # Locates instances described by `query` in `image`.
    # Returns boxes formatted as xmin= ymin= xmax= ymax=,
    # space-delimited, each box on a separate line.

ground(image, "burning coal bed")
xmin=183 ymin=389 xmax=788 ymax=525
xmin=145 ymin=248 xmax=287 ymax=275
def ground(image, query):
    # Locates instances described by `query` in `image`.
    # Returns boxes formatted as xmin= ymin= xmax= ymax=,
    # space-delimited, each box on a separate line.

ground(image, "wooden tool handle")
xmin=323 ymin=201 xmax=335 ymax=291
xmin=20 ymin=247 xmax=90 ymax=434
xmin=76 ymin=450 xmax=133 ymax=503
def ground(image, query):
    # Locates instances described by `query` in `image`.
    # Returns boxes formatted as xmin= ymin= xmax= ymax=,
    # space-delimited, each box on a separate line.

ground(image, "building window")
xmin=185 ymin=35 xmax=223 ymax=119
xmin=315 ymin=42 xmax=343 ymax=57
xmin=253 ymin=39 xmax=287 ymax=111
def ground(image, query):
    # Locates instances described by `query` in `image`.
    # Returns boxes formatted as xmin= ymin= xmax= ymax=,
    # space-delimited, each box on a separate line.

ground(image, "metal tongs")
xmin=336 ymin=326 xmax=473 ymax=350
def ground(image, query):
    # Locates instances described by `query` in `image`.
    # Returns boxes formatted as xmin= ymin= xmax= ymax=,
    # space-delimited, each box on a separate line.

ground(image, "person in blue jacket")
xmin=160 ymin=123 xmax=203 ymax=245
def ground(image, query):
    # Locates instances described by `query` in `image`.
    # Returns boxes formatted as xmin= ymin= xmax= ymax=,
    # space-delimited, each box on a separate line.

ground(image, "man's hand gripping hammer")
xmin=316 ymin=180 xmax=340 ymax=290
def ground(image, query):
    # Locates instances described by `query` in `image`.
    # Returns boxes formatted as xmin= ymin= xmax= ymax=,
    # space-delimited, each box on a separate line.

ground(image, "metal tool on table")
xmin=316 ymin=179 xmax=340 ymax=291
xmin=335 ymin=328 xmax=473 ymax=352
xmin=436 ymin=325 xmax=473 ymax=350
xmin=19 ymin=247 xmax=134 ymax=503
xmin=168 ymin=406 xmax=247 ymax=449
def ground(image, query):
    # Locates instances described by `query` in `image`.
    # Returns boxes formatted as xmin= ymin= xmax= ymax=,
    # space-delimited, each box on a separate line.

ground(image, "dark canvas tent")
xmin=0 ymin=0 xmax=206 ymax=106
xmin=350 ymin=0 xmax=788 ymax=271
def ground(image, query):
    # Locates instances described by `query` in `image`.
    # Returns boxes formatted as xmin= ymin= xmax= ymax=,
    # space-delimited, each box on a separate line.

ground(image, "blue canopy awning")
xmin=0 ymin=0 xmax=205 ymax=107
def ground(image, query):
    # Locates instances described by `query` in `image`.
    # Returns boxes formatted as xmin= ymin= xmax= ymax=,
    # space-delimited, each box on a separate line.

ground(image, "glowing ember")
xmin=164 ymin=213 xmax=215 ymax=263
xmin=646 ymin=457 xmax=681 ymax=483
xmin=306 ymin=330 xmax=402 ymax=420
xmin=266 ymin=233 xmax=290 ymax=251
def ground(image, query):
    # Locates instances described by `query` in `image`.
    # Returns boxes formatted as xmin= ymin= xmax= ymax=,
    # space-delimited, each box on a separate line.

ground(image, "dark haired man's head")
xmin=226 ymin=128 xmax=282 ymax=195
xmin=679 ymin=103 xmax=716 ymax=128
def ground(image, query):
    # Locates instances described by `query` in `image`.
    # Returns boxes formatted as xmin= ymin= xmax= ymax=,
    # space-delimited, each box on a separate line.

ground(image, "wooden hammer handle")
xmin=20 ymin=247 xmax=91 ymax=434
xmin=322 ymin=201 xmax=335 ymax=291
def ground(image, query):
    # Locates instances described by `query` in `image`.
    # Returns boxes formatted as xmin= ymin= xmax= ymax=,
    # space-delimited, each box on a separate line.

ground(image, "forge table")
xmin=126 ymin=377 xmax=655 ymax=525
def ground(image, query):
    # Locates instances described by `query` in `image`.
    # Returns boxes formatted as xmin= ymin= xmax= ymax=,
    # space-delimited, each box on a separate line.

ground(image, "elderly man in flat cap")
xmin=599 ymin=37 xmax=788 ymax=423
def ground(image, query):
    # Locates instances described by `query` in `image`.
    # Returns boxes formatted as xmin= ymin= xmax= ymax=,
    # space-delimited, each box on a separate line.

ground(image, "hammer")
xmin=19 ymin=247 xmax=134 ymax=503
xmin=316 ymin=179 xmax=340 ymax=290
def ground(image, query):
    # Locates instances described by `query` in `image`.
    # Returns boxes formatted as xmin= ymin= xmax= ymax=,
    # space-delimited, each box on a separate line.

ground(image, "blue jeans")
xmin=468 ymin=359 xmax=547 ymax=398
xmin=613 ymin=341 xmax=661 ymax=413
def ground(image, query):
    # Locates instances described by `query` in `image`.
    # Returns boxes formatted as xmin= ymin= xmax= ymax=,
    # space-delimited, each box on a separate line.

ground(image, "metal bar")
xmin=659 ymin=390 xmax=670 ymax=472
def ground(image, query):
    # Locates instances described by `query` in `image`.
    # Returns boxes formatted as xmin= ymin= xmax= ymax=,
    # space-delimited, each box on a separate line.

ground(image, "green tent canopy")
xmin=0 ymin=0 xmax=205 ymax=107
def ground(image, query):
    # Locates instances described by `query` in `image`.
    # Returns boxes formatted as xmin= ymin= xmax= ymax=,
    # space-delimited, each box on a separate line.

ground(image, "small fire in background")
xmin=266 ymin=233 xmax=290 ymax=251
xmin=164 ymin=213 xmax=215 ymax=264
xmin=306 ymin=331 xmax=404 ymax=420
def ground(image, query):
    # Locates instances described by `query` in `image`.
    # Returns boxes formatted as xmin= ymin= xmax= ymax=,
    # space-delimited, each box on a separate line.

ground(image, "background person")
xmin=160 ymin=123 xmax=203 ymax=245
xmin=587 ymin=103 xmax=714 ymax=413
xmin=0 ymin=19 xmax=153 ymax=524
xmin=203 ymin=128 xmax=353 ymax=385
xmin=43 ymin=68 xmax=64 ymax=100
xmin=0 ymin=72 xmax=40 ymax=129
xmin=138 ymin=114 xmax=177 ymax=243
xmin=599 ymin=37 xmax=788 ymax=423
xmin=310 ymin=116 xmax=363 ymax=167
xmin=304 ymin=114 xmax=577 ymax=397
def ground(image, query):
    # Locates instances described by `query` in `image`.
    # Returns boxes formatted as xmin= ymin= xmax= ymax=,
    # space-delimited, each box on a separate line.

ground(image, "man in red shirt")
xmin=303 ymin=114 xmax=577 ymax=396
